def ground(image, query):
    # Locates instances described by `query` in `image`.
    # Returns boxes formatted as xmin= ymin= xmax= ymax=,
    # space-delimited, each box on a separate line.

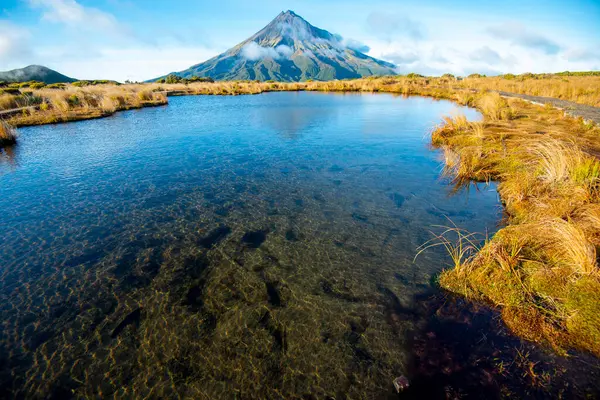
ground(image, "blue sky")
xmin=1 ymin=0 xmax=599 ymax=81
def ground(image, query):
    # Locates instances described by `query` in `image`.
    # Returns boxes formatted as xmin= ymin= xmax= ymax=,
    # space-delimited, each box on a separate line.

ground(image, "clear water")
xmin=0 ymin=92 xmax=500 ymax=398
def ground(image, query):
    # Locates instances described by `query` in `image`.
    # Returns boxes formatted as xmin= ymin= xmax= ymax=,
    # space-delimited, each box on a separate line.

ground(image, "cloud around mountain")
xmin=159 ymin=10 xmax=396 ymax=82
xmin=241 ymin=43 xmax=293 ymax=61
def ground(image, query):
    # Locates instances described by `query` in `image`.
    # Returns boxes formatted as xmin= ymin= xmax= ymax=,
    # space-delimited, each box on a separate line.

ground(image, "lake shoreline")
xmin=4 ymin=79 xmax=599 ymax=357
xmin=1 ymin=80 xmax=599 ymax=396
xmin=3 ymin=77 xmax=599 ymax=129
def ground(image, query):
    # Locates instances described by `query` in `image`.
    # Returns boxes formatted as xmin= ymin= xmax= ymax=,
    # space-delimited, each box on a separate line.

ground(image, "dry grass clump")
xmin=0 ymin=94 xmax=19 ymax=110
xmin=432 ymin=98 xmax=600 ymax=356
xmin=6 ymin=85 xmax=168 ymax=126
xmin=476 ymin=92 xmax=516 ymax=121
xmin=458 ymin=75 xmax=600 ymax=107
xmin=0 ymin=91 xmax=43 ymax=111
xmin=528 ymin=139 xmax=600 ymax=188
xmin=0 ymin=121 xmax=17 ymax=146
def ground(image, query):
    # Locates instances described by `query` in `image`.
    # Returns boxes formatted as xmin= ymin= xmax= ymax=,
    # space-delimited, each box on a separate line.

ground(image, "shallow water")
xmin=0 ymin=92 xmax=501 ymax=398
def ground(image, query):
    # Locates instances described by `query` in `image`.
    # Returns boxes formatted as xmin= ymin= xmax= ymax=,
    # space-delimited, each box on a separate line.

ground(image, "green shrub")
xmin=186 ymin=76 xmax=214 ymax=83
xmin=165 ymin=74 xmax=182 ymax=84
xmin=67 ymin=94 xmax=80 ymax=107
xmin=0 ymin=88 xmax=20 ymax=95
xmin=30 ymin=82 xmax=46 ymax=89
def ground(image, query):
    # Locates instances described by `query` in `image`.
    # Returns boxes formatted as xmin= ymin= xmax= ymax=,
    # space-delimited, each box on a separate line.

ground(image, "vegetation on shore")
xmin=429 ymin=92 xmax=600 ymax=357
xmin=1 ymin=72 xmax=599 ymax=128
xmin=0 ymin=121 xmax=17 ymax=147
xmin=1 ymin=84 xmax=167 ymax=127
xmin=456 ymin=74 xmax=600 ymax=107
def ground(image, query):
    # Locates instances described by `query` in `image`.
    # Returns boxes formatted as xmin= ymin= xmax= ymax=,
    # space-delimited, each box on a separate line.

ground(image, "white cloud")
xmin=241 ymin=42 xmax=293 ymax=61
xmin=366 ymin=12 xmax=425 ymax=41
xmin=38 ymin=46 xmax=219 ymax=81
xmin=563 ymin=47 xmax=600 ymax=63
xmin=29 ymin=0 xmax=116 ymax=28
xmin=486 ymin=22 xmax=562 ymax=55
xmin=275 ymin=44 xmax=293 ymax=58
xmin=380 ymin=50 xmax=419 ymax=65
xmin=370 ymin=36 xmax=600 ymax=76
xmin=370 ymin=40 xmax=516 ymax=76
xmin=0 ymin=21 xmax=33 ymax=67
xmin=8 ymin=0 xmax=217 ymax=81
xmin=363 ymin=14 xmax=598 ymax=76
xmin=469 ymin=46 xmax=502 ymax=64
xmin=339 ymin=37 xmax=370 ymax=53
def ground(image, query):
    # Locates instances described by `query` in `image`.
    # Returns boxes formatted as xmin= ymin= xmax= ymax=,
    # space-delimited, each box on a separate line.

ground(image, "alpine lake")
xmin=1 ymin=92 xmax=520 ymax=398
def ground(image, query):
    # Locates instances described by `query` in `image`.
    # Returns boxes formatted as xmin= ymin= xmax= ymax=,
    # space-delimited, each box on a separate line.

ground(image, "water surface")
xmin=0 ymin=92 xmax=500 ymax=398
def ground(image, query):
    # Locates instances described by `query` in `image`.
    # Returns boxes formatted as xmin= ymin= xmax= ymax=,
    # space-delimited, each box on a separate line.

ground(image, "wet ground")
xmin=0 ymin=92 xmax=597 ymax=398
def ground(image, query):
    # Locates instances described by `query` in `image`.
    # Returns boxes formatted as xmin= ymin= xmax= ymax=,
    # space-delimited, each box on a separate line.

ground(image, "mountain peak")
xmin=0 ymin=65 xmax=76 ymax=83
xmin=160 ymin=11 xmax=396 ymax=82
xmin=257 ymin=10 xmax=331 ymax=43
xmin=272 ymin=9 xmax=303 ymax=25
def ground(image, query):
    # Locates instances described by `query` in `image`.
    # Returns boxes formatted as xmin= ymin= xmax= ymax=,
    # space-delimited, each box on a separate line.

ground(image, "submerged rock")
xmin=111 ymin=308 xmax=142 ymax=338
xmin=241 ymin=230 xmax=268 ymax=248
xmin=393 ymin=375 xmax=410 ymax=393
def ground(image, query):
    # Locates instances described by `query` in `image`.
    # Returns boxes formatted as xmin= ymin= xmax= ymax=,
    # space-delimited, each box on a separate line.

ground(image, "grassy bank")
xmin=429 ymin=92 xmax=600 ymax=356
xmin=149 ymin=73 xmax=600 ymax=106
xmin=1 ymin=84 xmax=167 ymax=127
xmin=2 ymin=74 xmax=599 ymax=128
xmin=456 ymin=74 xmax=600 ymax=107
xmin=0 ymin=121 xmax=17 ymax=147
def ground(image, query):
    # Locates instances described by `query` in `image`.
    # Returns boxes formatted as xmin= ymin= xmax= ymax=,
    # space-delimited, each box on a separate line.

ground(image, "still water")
xmin=0 ymin=93 xmax=500 ymax=398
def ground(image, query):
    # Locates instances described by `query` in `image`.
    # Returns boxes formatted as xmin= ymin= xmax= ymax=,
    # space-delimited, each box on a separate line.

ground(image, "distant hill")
xmin=0 ymin=65 xmax=77 ymax=83
xmin=155 ymin=10 xmax=397 ymax=82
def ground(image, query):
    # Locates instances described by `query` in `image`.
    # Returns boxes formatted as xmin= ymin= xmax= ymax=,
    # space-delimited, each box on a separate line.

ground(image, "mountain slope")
xmin=159 ymin=11 xmax=397 ymax=82
xmin=0 ymin=65 xmax=77 ymax=83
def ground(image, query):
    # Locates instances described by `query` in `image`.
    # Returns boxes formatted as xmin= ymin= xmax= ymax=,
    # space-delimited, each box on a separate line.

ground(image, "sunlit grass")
xmin=4 ymin=85 xmax=168 ymax=126
xmin=430 ymin=97 xmax=600 ymax=356
xmin=457 ymin=75 xmax=600 ymax=107
xmin=0 ymin=121 xmax=17 ymax=146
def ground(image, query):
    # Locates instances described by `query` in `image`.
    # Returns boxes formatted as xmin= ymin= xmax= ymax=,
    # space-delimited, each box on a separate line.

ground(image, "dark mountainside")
xmin=0 ymin=65 xmax=77 ymax=83
xmin=158 ymin=10 xmax=397 ymax=82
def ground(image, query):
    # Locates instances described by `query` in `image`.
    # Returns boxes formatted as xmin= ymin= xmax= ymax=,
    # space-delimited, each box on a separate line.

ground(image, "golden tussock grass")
xmin=4 ymin=85 xmax=168 ymax=126
xmin=458 ymin=75 xmax=600 ymax=107
xmin=0 ymin=94 xmax=19 ymax=110
xmin=431 ymin=94 xmax=600 ymax=356
xmin=0 ymin=120 xmax=17 ymax=147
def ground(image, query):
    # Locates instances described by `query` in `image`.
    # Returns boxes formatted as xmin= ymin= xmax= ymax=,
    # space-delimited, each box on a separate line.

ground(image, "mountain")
xmin=158 ymin=10 xmax=397 ymax=82
xmin=0 ymin=65 xmax=77 ymax=83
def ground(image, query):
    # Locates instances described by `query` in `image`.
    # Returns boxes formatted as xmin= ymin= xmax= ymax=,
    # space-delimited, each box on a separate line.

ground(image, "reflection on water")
xmin=0 ymin=143 xmax=18 ymax=167
xmin=253 ymin=92 xmax=338 ymax=139
xmin=0 ymin=93 xmax=502 ymax=398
